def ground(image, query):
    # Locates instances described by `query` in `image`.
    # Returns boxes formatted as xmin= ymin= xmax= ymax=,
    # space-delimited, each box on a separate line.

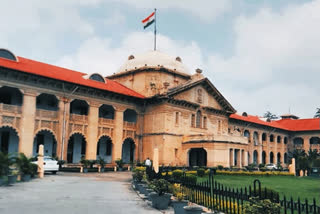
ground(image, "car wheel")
xmin=52 ymin=171 xmax=57 ymax=175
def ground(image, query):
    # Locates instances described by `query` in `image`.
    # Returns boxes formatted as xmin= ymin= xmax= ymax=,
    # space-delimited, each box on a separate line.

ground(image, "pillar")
xmin=19 ymin=90 xmax=36 ymax=157
xmin=85 ymin=102 xmax=99 ymax=160
xmin=137 ymin=113 xmax=144 ymax=162
xmin=229 ymin=148 xmax=234 ymax=167
xmin=303 ymin=136 xmax=310 ymax=151
xmin=113 ymin=107 xmax=125 ymax=162
xmin=57 ymin=97 xmax=70 ymax=160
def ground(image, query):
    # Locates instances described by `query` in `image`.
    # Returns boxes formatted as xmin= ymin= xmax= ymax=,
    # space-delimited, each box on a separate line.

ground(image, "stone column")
xmin=238 ymin=149 xmax=242 ymax=167
xmin=243 ymin=150 xmax=248 ymax=166
xmin=113 ymin=107 xmax=125 ymax=162
xmin=136 ymin=113 xmax=144 ymax=162
xmin=229 ymin=148 xmax=234 ymax=167
xmin=85 ymin=102 xmax=99 ymax=160
xmin=303 ymin=136 xmax=310 ymax=152
xmin=19 ymin=90 xmax=37 ymax=157
xmin=258 ymin=132 xmax=263 ymax=164
xmin=57 ymin=97 xmax=70 ymax=160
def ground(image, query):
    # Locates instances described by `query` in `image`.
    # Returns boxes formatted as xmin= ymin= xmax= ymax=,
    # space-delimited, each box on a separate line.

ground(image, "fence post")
xmin=290 ymin=197 xmax=294 ymax=214
xmin=284 ymin=195 xmax=287 ymax=214
xmin=298 ymin=197 xmax=301 ymax=214
xmin=313 ymin=198 xmax=316 ymax=214
xmin=305 ymin=199 xmax=308 ymax=214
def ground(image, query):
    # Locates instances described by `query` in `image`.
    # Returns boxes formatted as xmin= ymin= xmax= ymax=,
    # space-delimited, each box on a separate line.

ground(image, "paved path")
xmin=0 ymin=172 xmax=163 ymax=214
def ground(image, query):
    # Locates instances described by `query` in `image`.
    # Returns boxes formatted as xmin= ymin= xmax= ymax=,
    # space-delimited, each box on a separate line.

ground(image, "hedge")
xmin=216 ymin=170 xmax=294 ymax=176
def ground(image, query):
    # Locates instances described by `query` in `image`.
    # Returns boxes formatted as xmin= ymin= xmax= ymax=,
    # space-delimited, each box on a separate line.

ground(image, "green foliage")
xmin=115 ymin=159 xmax=124 ymax=168
xmin=0 ymin=152 xmax=14 ymax=176
xmin=185 ymin=174 xmax=197 ymax=184
xmin=217 ymin=165 xmax=224 ymax=170
xmin=30 ymin=163 xmax=38 ymax=177
xmin=263 ymin=111 xmax=278 ymax=120
xmin=172 ymin=169 xmax=183 ymax=181
xmin=261 ymin=188 xmax=279 ymax=201
xmin=15 ymin=153 xmax=34 ymax=175
xmin=80 ymin=157 xmax=90 ymax=168
xmin=258 ymin=163 xmax=265 ymax=169
xmin=133 ymin=167 xmax=146 ymax=182
xmin=197 ymin=168 xmax=205 ymax=177
xmin=97 ymin=157 xmax=106 ymax=168
xmin=149 ymin=179 xmax=170 ymax=195
xmin=243 ymin=197 xmax=280 ymax=214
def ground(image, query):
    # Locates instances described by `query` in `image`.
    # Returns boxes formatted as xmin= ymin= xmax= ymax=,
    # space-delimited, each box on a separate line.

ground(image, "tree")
xmin=263 ymin=111 xmax=278 ymax=120
xmin=314 ymin=108 xmax=320 ymax=118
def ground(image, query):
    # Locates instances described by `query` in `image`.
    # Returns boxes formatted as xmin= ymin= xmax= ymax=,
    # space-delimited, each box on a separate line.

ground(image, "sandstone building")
xmin=0 ymin=49 xmax=319 ymax=167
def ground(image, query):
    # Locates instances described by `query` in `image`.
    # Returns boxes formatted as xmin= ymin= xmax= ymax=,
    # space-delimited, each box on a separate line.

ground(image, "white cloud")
xmin=111 ymin=0 xmax=231 ymax=22
xmin=104 ymin=11 xmax=126 ymax=26
xmin=207 ymin=0 xmax=320 ymax=118
xmin=56 ymin=31 xmax=204 ymax=76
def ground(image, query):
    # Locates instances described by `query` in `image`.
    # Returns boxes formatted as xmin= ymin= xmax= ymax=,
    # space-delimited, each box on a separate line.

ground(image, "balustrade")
xmin=69 ymin=114 xmax=88 ymax=123
xmin=36 ymin=109 xmax=58 ymax=119
xmin=123 ymin=121 xmax=136 ymax=129
xmin=0 ymin=103 xmax=22 ymax=115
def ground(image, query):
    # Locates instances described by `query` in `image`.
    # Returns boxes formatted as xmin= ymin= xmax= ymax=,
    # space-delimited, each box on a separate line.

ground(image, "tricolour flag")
xmin=142 ymin=12 xmax=155 ymax=29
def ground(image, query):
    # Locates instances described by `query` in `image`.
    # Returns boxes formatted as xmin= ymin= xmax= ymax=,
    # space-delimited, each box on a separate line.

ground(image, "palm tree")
xmin=288 ymin=149 xmax=307 ymax=175
xmin=314 ymin=108 xmax=320 ymax=118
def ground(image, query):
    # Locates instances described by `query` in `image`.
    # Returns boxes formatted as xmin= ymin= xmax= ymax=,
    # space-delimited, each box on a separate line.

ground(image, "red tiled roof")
xmin=230 ymin=114 xmax=320 ymax=131
xmin=0 ymin=56 xmax=144 ymax=98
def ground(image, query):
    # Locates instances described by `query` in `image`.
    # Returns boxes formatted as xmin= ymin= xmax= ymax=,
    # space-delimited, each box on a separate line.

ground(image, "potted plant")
xmin=171 ymin=183 xmax=188 ymax=214
xmin=184 ymin=205 xmax=203 ymax=214
xmin=97 ymin=157 xmax=106 ymax=172
xmin=0 ymin=152 xmax=11 ymax=185
xmin=8 ymin=168 xmax=19 ymax=185
xmin=115 ymin=159 xmax=124 ymax=171
xmin=80 ymin=158 xmax=90 ymax=173
xmin=149 ymin=179 xmax=172 ymax=210
xmin=16 ymin=153 xmax=34 ymax=182
xmin=57 ymin=160 xmax=65 ymax=170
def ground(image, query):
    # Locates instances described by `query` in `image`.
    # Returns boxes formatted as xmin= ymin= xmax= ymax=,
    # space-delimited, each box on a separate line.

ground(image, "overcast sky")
xmin=1 ymin=0 xmax=319 ymax=118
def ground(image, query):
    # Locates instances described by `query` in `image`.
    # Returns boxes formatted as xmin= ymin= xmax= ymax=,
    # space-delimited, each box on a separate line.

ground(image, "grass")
xmin=198 ymin=174 xmax=320 ymax=204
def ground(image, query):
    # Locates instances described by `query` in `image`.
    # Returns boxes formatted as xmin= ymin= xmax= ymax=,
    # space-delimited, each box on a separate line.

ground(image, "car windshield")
xmin=44 ymin=157 xmax=54 ymax=161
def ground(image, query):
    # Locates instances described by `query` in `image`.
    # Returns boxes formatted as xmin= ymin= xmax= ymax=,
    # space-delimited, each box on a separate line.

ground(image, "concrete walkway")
xmin=0 ymin=172 xmax=163 ymax=214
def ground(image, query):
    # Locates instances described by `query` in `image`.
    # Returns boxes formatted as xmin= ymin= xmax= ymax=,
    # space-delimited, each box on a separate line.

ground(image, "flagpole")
xmin=154 ymin=8 xmax=157 ymax=51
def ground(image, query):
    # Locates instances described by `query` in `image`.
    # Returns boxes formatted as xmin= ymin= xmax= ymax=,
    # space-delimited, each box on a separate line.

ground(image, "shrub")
xmin=133 ymin=166 xmax=146 ymax=181
xmin=149 ymin=179 xmax=171 ymax=195
xmin=16 ymin=153 xmax=34 ymax=175
xmin=30 ymin=163 xmax=38 ymax=177
xmin=197 ymin=168 xmax=205 ymax=177
xmin=185 ymin=170 xmax=197 ymax=176
xmin=115 ymin=159 xmax=124 ymax=169
xmin=243 ymin=197 xmax=280 ymax=214
xmin=261 ymin=188 xmax=279 ymax=201
xmin=216 ymin=170 xmax=294 ymax=176
xmin=185 ymin=174 xmax=197 ymax=184
xmin=97 ymin=157 xmax=106 ymax=168
xmin=172 ymin=169 xmax=183 ymax=181
xmin=258 ymin=163 xmax=265 ymax=169
xmin=217 ymin=165 xmax=224 ymax=170
xmin=80 ymin=158 xmax=90 ymax=168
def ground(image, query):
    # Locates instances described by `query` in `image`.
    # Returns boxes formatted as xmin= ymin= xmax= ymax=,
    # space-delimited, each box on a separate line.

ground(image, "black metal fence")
xmin=158 ymin=171 xmax=320 ymax=214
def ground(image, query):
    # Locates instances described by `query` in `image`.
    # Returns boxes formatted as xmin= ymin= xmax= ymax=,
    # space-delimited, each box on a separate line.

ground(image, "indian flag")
xmin=142 ymin=12 xmax=155 ymax=29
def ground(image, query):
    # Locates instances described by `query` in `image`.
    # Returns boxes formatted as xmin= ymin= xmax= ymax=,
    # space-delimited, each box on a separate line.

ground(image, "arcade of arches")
xmin=1 ymin=50 xmax=320 ymax=168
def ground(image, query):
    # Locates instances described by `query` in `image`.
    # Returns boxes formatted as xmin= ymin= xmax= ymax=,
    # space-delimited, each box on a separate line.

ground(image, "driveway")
xmin=0 ymin=172 xmax=163 ymax=214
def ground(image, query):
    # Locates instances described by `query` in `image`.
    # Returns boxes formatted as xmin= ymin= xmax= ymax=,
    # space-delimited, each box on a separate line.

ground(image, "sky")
xmin=1 ymin=0 xmax=319 ymax=118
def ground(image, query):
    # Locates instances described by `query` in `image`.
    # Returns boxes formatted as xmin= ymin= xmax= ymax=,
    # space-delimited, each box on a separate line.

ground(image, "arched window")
xmin=244 ymin=130 xmax=250 ymax=138
xmin=196 ymin=110 xmax=202 ymax=128
xmin=284 ymin=137 xmax=288 ymax=144
xmin=0 ymin=49 xmax=18 ymax=61
xmin=191 ymin=114 xmax=195 ymax=127
xmin=89 ymin=74 xmax=105 ymax=83
xmin=253 ymin=132 xmax=259 ymax=146
xmin=270 ymin=134 xmax=274 ymax=142
xmin=277 ymin=136 xmax=281 ymax=143
xmin=262 ymin=133 xmax=266 ymax=141
xmin=203 ymin=116 xmax=207 ymax=129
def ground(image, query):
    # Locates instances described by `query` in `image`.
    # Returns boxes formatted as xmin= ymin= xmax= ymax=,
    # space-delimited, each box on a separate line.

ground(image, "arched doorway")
xmin=33 ymin=130 xmax=57 ymax=157
xmin=97 ymin=136 xmax=112 ymax=163
xmin=67 ymin=133 xmax=86 ymax=163
xmin=122 ymin=138 xmax=135 ymax=163
xmin=0 ymin=126 xmax=19 ymax=154
xmin=270 ymin=152 xmax=274 ymax=163
xmin=262 ymin=151 xmax=266 ymax=164
xmin=253 ymin=150 xmax=258 ymax=164
xmin=189 ymin=148 xmax=207 ymax=167
xmin=277 ymin=152 xmax=281 ymax=164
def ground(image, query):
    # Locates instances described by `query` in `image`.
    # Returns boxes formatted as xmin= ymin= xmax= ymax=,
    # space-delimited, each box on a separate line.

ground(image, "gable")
xmin=167 ymin=78 xmax=236 ymax=113
xmin=173 ymin=85 xmax=223 ymax=110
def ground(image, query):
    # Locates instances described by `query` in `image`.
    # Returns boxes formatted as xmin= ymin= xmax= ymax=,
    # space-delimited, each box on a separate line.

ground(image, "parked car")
xmin=265 ymin=163 xmax=277 ymax=170
xmin=32 ymin=156 xmax=59 ymax=174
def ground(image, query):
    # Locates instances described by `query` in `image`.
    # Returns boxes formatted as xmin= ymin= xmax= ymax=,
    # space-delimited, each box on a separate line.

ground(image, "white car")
xmin=265 ymin=163 xmax=277 ymax=170
xmin=32 ymin=156 xmax=59 ymax=174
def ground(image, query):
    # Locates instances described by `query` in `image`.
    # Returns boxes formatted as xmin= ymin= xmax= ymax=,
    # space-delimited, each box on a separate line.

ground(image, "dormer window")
xmin=0 ymin=49 xmax=18 ymax=61
xmin=88 ymin=73 xmax=106 ymax=83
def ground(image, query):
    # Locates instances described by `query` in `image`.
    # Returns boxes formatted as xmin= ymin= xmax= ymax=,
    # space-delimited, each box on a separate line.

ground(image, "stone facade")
xmin=0 ymin=50 xmax=319 ymax=167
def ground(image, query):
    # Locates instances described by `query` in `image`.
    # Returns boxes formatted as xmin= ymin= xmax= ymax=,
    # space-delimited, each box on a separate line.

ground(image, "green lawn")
xmin=198 ymin=175 xmax=320 ymax=204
